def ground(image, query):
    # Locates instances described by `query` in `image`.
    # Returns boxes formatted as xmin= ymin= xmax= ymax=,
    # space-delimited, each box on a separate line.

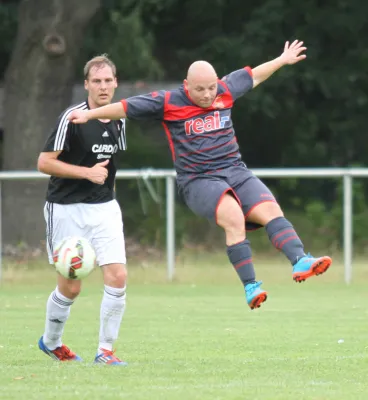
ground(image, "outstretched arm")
xmin=252 ymin=40 xmax=307 ymax=88
xmin=68 ymin=91 xmax=166 ymax=124
xmin=68 ymin=102 xmax=126 ymax=124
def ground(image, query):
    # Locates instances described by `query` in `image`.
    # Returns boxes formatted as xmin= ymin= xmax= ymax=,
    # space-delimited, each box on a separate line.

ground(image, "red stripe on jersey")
xmin=162 ymin=122 xmax=176 ymax=161
xmin=184 ymin=162 xmax=206 ymax=169
xmin=162 ymin=92 xmax=176 ymax=161
xmin=183 ymin=150 xmax=238 ymax=170
xmin=244 ymin=66 xmax=253 ymax=77
xmin=121 ymin=99 xmax=128 ymax=113
xmin=224 ymin=151 xmax=239 ymax=158
xmin=184 ymin=160 xmax=222 ymax=169
xmin=178 ymin=137 xmax=237 ymax=158
xmin=216 ymin=79 xmax=235 ymax=102
xmin=187 ymin=168 xmax=225 ymax=179
xmin=178 ymin=128 xmax=233 ymax=143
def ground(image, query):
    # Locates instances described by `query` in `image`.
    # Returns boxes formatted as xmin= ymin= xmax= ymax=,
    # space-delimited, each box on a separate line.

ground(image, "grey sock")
xmin=227 ymin=239 xmax=256 ymax=286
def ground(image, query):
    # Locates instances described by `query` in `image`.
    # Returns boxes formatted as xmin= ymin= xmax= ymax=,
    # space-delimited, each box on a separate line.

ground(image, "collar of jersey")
xmin=85 ymin=99 xmax=113 ymax=125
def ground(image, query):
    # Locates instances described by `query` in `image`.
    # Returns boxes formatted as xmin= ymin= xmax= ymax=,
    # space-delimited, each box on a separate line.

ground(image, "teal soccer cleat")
xmin=245 ymin=281 xmax=268 ymax=310
xmin=292 ymin=254 xmax=332 ymax=283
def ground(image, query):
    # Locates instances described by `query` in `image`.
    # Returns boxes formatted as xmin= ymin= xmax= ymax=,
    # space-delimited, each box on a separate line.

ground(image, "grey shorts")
xmin=178 ymin=164 xmax=276 ymax=230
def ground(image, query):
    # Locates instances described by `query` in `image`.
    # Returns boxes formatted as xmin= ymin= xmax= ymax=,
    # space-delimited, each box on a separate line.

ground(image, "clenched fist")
xmin=86 ymin=160 xmax=109 ymax=185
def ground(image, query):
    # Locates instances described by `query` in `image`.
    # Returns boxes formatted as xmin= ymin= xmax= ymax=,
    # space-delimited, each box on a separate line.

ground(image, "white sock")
xmin=43 ymin=286 xmax=74 ymax=350
xmin=98 ymin=285 xmax=126 ymax=354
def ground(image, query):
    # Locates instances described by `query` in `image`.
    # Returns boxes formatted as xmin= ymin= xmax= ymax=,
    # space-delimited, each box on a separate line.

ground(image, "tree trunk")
xmin=2 ymin=0 xmax=100 ymax=247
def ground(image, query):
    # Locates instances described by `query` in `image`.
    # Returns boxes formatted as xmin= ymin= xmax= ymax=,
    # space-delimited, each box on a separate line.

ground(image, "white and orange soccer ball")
xmin=53 ymin=237 xmax=96 ymax=280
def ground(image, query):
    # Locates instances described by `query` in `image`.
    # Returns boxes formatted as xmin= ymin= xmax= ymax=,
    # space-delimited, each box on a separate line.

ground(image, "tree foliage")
xmin=78 ymin=0 xmax=163 ymax=80
xmin=1 ymin=0 xmax=368 ymax=247
xmin=0 ymin=1 xmax=20 ymax=78
xmin=2 ymin=0 xmax=101 ymax=245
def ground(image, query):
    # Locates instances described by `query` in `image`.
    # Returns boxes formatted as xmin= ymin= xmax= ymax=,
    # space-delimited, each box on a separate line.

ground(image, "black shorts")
xmin=178 ymin=164 xmax=276 ymax=230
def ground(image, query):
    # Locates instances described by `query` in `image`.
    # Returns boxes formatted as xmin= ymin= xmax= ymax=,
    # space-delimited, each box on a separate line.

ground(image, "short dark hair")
xmin=84 ymin=54 xmax=117 ymax=80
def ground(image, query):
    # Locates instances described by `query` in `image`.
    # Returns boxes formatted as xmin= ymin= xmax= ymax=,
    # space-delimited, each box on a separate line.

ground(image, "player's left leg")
xmin=90 ymin=199 xmax=128 ymax=366
xmin=96 ymin=262 xmax=127 ymax=366
xmin=231 ymin=166 xmax=332 ymax=282
xmin=179 ymin=174 xmax=267 ymax=309
xmin=247 ymin=201 xmax=332 ymax=282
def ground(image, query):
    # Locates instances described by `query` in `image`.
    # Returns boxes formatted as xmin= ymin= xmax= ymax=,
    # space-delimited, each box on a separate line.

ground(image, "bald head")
xmin=187 ymin=61 xmax=217 ymax=82
xmin=185 ymin=61 xmax=218 ymax=108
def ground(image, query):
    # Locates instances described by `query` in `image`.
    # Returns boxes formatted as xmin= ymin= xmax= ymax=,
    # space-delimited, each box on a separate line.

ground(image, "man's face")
xmin=84 ymin=64 xmax=117 ymax=108
xmin=185 ymin=76 xmax=218 ymax=108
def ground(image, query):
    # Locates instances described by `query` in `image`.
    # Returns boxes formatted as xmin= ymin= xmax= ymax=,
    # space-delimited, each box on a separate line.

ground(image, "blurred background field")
xmin=0 ymin=247 xmax=351 ymax=286
xmin=1 ymin=254 xmax=368 ymax=400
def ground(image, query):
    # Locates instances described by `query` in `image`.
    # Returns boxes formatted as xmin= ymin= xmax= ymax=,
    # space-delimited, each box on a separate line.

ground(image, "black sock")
xmin=265 ymin=216 xmax=305 ymax=265
xmin=227 ymin=239 xmax=255 ymax=286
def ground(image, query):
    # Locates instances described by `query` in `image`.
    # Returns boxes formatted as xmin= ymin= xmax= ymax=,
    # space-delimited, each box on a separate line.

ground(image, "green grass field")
xmin=1 ymin=254 xmax=368 ymax=400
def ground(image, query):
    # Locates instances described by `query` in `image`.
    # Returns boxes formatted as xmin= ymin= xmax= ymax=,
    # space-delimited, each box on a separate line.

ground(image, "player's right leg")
xmin=39 ymin=275 xmax=82 ymax=361
xmin=231 ymin=166 xmax=332 ymax=282
xmin=90 ymin=200 xmax=128 ymax=366
xmin=179 ymin=177 xmax=267 ymax=309
xmin=39 ymin=202 xmax=83 ymax=361
xmin=216 ymin=192 xmax=267 ymax=309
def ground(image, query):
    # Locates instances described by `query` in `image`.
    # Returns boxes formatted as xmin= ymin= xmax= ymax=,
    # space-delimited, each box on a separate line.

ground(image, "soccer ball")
xmin=53 ymin=237 xmax=96 ymax=280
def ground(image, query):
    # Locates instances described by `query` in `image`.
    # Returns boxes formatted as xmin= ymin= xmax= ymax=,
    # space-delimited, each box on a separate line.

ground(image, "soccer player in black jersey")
xmin=37 ymin=55 xmax=128 ymax=365
xmin=69 ymin=41 xmax=332 ymax=311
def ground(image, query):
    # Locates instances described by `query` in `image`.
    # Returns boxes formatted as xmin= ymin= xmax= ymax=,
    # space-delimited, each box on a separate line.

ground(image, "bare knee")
xmin=216 ymin=193 xmax=245 ymax=245
xmin=247 ymin=201 xmax=284 ymax=226
xmin=57 ymin=275 xmax=82 ymax=299
xmin=102 ymin=263 xmax=127 ymax=288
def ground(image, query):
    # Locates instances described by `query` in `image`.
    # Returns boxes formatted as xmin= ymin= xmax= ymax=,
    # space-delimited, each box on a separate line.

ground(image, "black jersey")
xmin=42 ymin=101 xmax=127 ymax=204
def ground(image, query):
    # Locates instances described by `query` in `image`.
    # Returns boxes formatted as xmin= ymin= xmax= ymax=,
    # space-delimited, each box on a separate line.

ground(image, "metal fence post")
xmin=0 ymin=168 xmax=361 ymax=284
xmin=166 ymin=176 xmax=175 ymax=281
xmin=343 ymin=173 xmax=353 ymax=284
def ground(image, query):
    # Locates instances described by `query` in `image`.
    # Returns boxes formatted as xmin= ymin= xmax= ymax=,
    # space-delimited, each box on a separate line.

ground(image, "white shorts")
xmin=44 ymin=199 xmax=126 ymax=266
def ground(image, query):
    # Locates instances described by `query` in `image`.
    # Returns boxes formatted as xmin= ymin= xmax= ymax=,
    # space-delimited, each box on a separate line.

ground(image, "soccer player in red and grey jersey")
xmin=69 ymin=40 xmax=332 ymax=310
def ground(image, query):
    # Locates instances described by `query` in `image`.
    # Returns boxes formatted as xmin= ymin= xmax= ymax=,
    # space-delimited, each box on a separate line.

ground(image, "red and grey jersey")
xmin=121 ymin=67 xmax=253 ymax=175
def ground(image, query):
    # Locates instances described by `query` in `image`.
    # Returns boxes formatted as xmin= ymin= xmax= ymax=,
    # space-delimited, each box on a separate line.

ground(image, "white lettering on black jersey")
xmin=42 ymin=100 xmax=127 ymax=204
